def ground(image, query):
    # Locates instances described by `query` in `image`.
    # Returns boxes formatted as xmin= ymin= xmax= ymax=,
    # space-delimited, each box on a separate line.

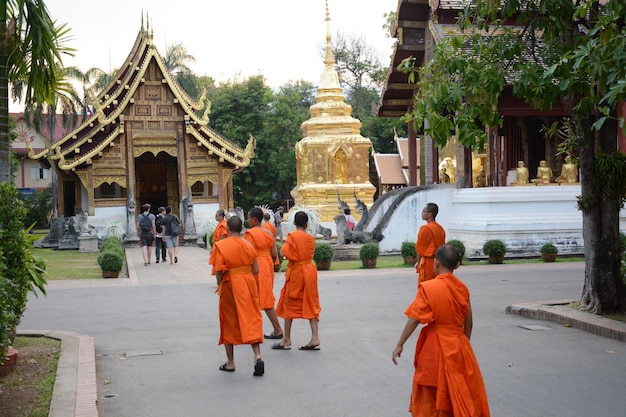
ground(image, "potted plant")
xmin=359 ymin=242 xmax=379 ymax=269
xmin=482 ymin=239 xmax=506 ymax=264
xmin=447 ymin=239 xmax=466 ymax=264
xmin=400 ymin=241 xmax=417 ymax=265
xmin=98 ymin=251 xmax=124 ymax=278
xmin=313 ymin=243 xmax=335 ymax=271
xmin=540 ymin=243 xmax=558 ymax=262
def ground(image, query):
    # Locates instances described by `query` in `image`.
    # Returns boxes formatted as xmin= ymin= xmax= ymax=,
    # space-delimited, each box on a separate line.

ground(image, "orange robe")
xmin=213 ymin=219 xmax=228 ymax=243
xmin=405 ymin=272 xmax=490 ymax=417
xmin=209 ymin=236 xmax=263 ymax=346
xmin=276 ymin=230 xmax=321 ymax=320
xmin=243 ymin=227 xmax=277 ymax=310
xmin=209 ymin=220 xmax=229 ymax=275
xmin=415 ymin=221 xmax=446 ymax=283
xmin=262 ymin=222 xmax=280 ymax=266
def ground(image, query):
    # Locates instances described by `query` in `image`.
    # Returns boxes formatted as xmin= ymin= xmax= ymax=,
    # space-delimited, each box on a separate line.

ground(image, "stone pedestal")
xmin=78 ymin=235 xmax=99 ymax=253
xmin=332 ymin=244 xmax=361 ymax=261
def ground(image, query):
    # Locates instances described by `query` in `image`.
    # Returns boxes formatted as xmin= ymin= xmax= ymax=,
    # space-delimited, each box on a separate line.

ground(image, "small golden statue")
xmin=556 ymin=156 xmax=578 ymax=184
xmin=512 ymin=161 xmax=529 ymax=185
xmin=475 ymin=169 xmax=487 ymax=187
xmin=531 ymin=160 xmax=553 ymax=184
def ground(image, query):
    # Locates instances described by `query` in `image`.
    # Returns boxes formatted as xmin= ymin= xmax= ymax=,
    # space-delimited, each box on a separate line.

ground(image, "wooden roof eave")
xmin=51 ymin=125 xmax=123 ymax=171
xmin=187 ymin=127 xmax=255 ymax=169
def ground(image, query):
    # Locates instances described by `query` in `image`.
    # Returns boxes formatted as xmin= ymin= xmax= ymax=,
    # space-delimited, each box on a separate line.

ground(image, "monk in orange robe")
xmin=209 ymin=209 xmax=228 ymax=276
xmin=212 ymin=209 xmax=228 ymax=244
xmin=244 ymin=207 xmax=283 ymax=339
xmin=273 ymin=211 xmax=321 ymax=351
xmin=415 ymin=203 xmax=446 ymax=284
xmin=393 ymin=244 xmax=490 ymax=417
xmin=209 ymin=216 xmax=264 ymax=376
xmin=262 ymin=212 xmax=281 ymax=269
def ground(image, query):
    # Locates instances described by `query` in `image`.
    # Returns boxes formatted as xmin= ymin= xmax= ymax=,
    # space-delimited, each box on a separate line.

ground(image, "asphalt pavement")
xmin=18 ymin=246 xmax=626 ymax=417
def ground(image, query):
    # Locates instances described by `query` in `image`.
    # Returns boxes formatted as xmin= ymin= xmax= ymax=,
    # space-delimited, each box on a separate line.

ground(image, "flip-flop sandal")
xmin=219 ymin=363 xmax=235 ymax=372
xmin=271 ymin=343 xmax=291 ymax=350
xmin=264 ymin=332 xmax=284 ymax=340
xmin=253 ymin=359 xmax=265 ymax=376
xmin=298 ymin=345 xmax=320 ymax=351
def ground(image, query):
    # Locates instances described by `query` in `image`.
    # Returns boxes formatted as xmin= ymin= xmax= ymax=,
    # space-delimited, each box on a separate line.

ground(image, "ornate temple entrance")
xmin=135 ymin=152 xmax=179 ymax=214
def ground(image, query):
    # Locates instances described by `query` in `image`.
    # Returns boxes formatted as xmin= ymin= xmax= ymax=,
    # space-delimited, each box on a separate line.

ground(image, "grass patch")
xmin=33 ymin=248 xmax=101 ymax=280
xmin=0 ymin=336 xmax=60 ymax=417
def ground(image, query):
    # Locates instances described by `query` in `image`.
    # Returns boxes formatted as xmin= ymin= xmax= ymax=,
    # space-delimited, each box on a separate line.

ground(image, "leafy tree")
xmin=264 ymin=81 xmax=316 ymax=203
xmin=19 ymin=185 xmax=52 ymax=228
xmin=331 ymin=30 xmax=404 ymax=155
xmin=406 ymin=0 xmax=626 ymax=313
xmin=0 ymin=0 xmax=73 ymax=184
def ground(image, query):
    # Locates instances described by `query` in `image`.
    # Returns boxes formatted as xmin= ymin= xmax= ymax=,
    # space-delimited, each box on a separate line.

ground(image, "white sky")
xmin=43 ymin=0 xmax=396 ymax=88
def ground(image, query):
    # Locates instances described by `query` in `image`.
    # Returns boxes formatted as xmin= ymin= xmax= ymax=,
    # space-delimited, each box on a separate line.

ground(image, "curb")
xmin=17 ymin=330 xmax=98 ymax=417
xmin=505 ymin=300 xmax=626 ymax=342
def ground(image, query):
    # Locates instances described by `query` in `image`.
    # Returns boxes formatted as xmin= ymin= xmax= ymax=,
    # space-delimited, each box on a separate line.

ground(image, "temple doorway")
xmin=135 ymin=152 xmax=179 ymax=214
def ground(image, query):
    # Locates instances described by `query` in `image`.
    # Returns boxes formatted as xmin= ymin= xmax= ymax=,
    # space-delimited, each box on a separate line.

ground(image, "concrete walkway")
xmin=19 ymin=248 xmax=626 ymax=417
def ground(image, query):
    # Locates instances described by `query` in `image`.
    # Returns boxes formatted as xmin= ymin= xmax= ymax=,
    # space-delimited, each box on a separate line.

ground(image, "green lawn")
xmin=33 ymin=248 xmax=101 ymax=280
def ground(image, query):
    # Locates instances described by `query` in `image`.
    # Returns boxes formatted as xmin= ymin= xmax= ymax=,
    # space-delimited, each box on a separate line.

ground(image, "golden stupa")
xmin=290 ymin=5 xmax=376 ymax=222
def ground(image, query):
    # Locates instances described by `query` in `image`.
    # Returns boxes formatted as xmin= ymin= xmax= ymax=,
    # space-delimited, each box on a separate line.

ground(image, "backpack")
xmin=140 ymin=213 xmax=152 ymax=232
xmin=155 ymin=215 xmax=163 ymax=234
xmin=170 ymin=217 xmax=181 ymax=237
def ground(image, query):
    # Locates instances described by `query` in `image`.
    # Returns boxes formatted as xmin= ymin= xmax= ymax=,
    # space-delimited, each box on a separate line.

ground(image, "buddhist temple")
xmin=27 ymin=18 xmax=254 ymax=243
xmin=290 ymin=5 xmax=376 ymax=222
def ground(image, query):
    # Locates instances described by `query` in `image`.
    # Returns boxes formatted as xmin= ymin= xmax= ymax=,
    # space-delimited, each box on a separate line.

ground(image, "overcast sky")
xmin=42 ymin=0 xmax=396 ymax=89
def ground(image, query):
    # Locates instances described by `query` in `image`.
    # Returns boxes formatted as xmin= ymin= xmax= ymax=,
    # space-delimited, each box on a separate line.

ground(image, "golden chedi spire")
xmin=290 ymin=1 xmax=375 ymax=223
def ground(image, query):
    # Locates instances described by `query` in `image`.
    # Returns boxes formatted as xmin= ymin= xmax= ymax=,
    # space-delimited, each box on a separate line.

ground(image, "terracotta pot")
xmin=362 ymin=258 xmax=377 ymax=269
xmin=0 ymin=347 xmax=18 ymax=377
xmin=316 ymin=261 xmax=331 ymax=271
xmin=542 ymin=253 xmax=557 ymax=262
xmin=102 ymin=270 xmax=120 ymax=279
xmin=488 ymin=255 xmax=504 ymax=264
xmin=403 ymin=256 xmax=417 ymax=265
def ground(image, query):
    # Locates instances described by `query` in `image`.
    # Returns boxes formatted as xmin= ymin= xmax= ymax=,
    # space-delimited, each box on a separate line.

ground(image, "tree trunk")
xmin=579 ymin=115 xmax=623 ymax=314
xmin=0 ymin=1 xmax=10 ymax=184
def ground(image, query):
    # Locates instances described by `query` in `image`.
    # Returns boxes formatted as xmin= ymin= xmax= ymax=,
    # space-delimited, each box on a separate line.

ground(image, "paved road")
xmin=19 ymin=247 xmax=626 ymax=417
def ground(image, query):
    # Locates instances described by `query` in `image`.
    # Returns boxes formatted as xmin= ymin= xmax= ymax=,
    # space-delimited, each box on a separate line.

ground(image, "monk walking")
xmin=244 ymin=207 xmax=284 ymax=339
xmin=392 ymin=244 xmax=490 ymax=416
xmin=415 ymin=203 xmax=446 ymax=283
xmin=272 ymin=211 xmax=321 ymax=351
xmin=212 ymin=209 xmax=228 ymax=244
xmin=209 ymin=216 xmax=265 ymax=376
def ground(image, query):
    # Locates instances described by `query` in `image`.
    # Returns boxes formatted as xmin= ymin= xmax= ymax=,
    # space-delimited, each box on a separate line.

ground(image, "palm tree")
xmin=0 ymin=0 xmax=72 ymax=184
xmin=163 ymin=43 xmax=199 ymax=99
xmin=20 ymin=64 xmax=86 ymax=217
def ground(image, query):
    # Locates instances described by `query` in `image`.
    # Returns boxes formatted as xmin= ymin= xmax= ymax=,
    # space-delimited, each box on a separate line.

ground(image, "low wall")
xmin=368 ymin=185 xmax=612 ymax=258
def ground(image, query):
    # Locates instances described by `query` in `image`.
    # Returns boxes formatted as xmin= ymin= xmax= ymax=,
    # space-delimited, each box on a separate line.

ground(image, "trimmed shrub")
xmin=359 ymin=242 xmax=380 ymax=260
xmin=314 ymin=243 xmax=335 ymax=263
xmin=400 ymin=241 xmax=417 ymax=258
xmin=483 ymin=239 xmax=507 ymax=257
xmin=447 ymin=239 xmax=466 ymax=260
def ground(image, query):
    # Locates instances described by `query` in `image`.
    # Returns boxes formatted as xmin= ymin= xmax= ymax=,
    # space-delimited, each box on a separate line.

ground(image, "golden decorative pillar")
xmin=290 ymin=6 xmax=375 ymax=221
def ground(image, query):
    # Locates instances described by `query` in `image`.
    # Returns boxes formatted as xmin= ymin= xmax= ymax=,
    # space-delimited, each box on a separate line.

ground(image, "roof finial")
xmin=141 ymin=9 xmax=144 ymax=31
xmin=323 ymin=0 xmax=335 ymax=69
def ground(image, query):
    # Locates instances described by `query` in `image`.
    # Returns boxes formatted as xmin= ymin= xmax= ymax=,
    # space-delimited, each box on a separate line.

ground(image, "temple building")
xmin=377 ymin=0 xmax=573 ymax=188
xmin=27 ymin=20 xmax=254 ymax=243
xmin=373 ymin=135 xmax=420 ymax=194
xmin=290 ymin=7 xmax=376 ymax=222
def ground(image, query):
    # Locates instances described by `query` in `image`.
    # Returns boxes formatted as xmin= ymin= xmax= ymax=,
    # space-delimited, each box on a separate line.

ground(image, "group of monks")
xmin=209 ymin=203 xmax=490 ymax=416
xmin=208 ymin=208 xmax=321 ymax=377
xmin=396 ymin=203 xmax=490 ymax=417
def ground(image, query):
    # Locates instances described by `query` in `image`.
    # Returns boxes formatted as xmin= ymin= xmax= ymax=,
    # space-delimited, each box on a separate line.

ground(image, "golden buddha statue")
xmin=512 ymin=161 xmax=529 ymax=185
xmin=531 ymin=160 xmax=553 ymax=184
xmin=475 ymin=169 xmax=487 ymax=187
xmin=556 ymin=156 xmax=578 ymax=184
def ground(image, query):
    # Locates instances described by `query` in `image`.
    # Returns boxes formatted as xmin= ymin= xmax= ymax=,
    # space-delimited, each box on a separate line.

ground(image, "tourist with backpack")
xmin=155 ymin=206 xmax=167 ymax=264
xmin=163 ymin=205 xmax=181 ymax=264
xmin=137 ymin=203 xmax=156 ymax=266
